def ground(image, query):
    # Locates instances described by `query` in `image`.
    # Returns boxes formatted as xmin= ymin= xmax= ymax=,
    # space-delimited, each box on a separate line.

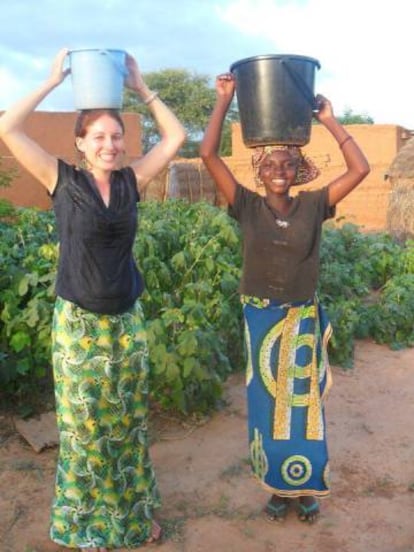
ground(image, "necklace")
xmin=265 ymin=200 xmax=292 ymax=229
xmin=274 ymin=218 xmax=290 ymax=228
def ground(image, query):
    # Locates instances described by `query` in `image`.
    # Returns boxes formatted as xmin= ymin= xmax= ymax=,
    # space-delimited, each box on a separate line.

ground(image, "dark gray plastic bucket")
xmin=230 ymin=54 xmax=321 ymax=147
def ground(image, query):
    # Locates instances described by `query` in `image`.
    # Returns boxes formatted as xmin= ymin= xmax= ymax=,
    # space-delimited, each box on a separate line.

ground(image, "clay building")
xmin=0 ymin=111 xmax=412 ymax=232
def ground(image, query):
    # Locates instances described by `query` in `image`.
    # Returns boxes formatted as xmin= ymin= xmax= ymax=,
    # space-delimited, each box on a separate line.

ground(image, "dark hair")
xmin=74 ymin=109 xmax=125 ymax=138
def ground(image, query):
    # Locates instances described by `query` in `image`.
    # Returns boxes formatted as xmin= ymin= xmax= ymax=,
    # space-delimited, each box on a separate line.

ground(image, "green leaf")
xmin=171 ymin=251 xmax=186 ymax=271
xmin=16 ymin=358 xmax=31 ymax=375
xmin=177 ymin=332 xmax=198 ymax=356
xmin=183 ymin=357 xmax=198 ymax=377
xmin=166 ymin=363 xmax=180 ymax=382
xmin=17 ymin=274 xmax=30 ymax=296
xmin=10 ymin=331 xmax=31 ymax=352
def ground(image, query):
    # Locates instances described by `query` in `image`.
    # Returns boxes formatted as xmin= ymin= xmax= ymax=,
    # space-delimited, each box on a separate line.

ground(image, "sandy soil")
xmin=1 ymin=340 xmax=413 ymax=552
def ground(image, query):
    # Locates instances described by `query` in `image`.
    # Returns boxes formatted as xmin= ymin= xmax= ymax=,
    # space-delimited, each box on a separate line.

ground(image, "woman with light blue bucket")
xmin=0 ymin=48 xmax=186 ymax=551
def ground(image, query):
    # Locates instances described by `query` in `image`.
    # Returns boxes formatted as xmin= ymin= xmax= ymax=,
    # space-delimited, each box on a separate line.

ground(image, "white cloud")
xmin=0 ymin=68 xmax=28 ymax=110
xmin=1 ymin=0 xmax=414 ymax=126
xmin=217 ymin=0 xmax=414 ymax=127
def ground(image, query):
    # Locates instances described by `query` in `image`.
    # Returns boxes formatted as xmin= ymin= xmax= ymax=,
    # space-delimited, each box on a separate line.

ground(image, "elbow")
xmin=173 ymin=127 xmax=186 ymax=151
xmin=199 ymin=142 xmax=213 ymax=162
xmin=360 ymin=162 xmax=371 ymax=180
xmin=178 ymin=127 xmax=187 ymax=148
xmin=168 ymin=127 xmax=186 ymax=156
xmin=353 ymin=161 xmax=370 ymax=182
xmin=199 ymin=147 xmax=208 ymax=161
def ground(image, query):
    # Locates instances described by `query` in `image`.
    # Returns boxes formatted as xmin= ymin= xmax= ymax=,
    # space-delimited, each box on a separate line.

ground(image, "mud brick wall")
xmin=0 ymin=111 xmax=141 ymax=210
xmin=230 ymin=122 xmax=408 ymax=231
xmin=1 ymin=112 xmax=410 ymax=232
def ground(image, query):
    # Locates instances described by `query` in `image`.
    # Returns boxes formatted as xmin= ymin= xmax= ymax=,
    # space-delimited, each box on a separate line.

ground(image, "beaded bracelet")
xmin=143 ymin=91 xmax=159 ymax=105
xmin=339 ymin=135 xmax=353 ymax=149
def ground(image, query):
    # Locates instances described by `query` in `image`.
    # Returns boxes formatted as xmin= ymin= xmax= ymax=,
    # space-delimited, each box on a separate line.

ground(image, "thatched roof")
xmin=140 ymin=160 xmax=227 ymax=206
xmin=386 ymin=136 xmax=414 ymax=240
xmin=387 ymin=136 xmax=414 ymax=179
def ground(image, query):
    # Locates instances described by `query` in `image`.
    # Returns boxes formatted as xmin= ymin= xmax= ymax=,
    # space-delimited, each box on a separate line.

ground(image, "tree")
xmin=123 ymin=69 xmax=238 ymax=158
xmin=0 ymin=160 xmax=16 ymax=219
xmin=337 ymin=108 xmax=374 ymax=125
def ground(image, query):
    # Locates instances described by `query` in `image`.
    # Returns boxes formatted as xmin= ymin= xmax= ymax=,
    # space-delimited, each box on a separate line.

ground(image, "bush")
xmin=1 ymin=206 xmax=413 ymax=411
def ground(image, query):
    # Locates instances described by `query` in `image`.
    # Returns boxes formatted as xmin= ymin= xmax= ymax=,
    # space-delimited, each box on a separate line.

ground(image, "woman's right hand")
xmin=47 ymin=48 xmax=70 ymax=88
xmin=215 ymin=73 xmax=236 ymax=101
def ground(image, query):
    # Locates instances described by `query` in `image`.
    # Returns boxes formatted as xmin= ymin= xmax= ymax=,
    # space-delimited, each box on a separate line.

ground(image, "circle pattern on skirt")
xmin=281 ymin=455 xmax=312 ymax=486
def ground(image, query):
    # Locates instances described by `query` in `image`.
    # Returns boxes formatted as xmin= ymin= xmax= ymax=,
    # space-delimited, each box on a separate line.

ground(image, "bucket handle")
xmin=280 ymin=59 xmax=317 ymax=110
xmin=99 ymin=49 xmax=128 ymax=77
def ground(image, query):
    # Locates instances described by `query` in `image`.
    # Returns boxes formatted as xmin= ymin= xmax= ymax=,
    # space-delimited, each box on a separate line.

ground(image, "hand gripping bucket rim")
xmin=68 ymin=48 xmax=128 ymax=110
xmin=230 ymin=53 xmax=321 ymax=147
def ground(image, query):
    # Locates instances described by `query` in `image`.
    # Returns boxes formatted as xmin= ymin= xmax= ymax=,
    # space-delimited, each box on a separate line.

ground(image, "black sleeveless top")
xmin=51 ymin=159 xmax=144 ymax=314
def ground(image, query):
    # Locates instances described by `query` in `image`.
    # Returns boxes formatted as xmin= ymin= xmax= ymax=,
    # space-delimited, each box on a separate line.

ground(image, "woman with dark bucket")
xmin=200 ymin=72 xmax=369 ymax=523
xmin=0 ymin=49 xmax=186 ymax=550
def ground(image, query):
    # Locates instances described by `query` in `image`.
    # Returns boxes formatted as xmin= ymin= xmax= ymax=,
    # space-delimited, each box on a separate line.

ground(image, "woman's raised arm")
xmin=126 ymin=54 xmax=186 ymax=190
xmin=200 ymin=73 xmax=238 ymax=206
xmin=314 ymin=94 xmax=370 ymax=206
xmin=0 ymin=48 xmax=70 ymax=193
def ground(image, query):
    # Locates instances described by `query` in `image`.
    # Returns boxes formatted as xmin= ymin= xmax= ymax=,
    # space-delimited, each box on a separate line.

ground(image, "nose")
xmin=103 ymin=136 xmax=117 ymax=149
xmin=269 ymin=163 xmax=286 ymax=176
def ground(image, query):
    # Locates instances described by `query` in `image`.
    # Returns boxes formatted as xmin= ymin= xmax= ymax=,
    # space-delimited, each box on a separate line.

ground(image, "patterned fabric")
xmin=241 ymin=294 xmax=332 ymax=497
xmin=50 ymin=297 xmax=160 ymax=549
xmin=251 ymin=145 xmax=320 ymax=186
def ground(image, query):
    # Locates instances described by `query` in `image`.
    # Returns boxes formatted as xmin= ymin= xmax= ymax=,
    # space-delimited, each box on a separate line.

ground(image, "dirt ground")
xmin=1 ymin=340 xmax=413 ymax=552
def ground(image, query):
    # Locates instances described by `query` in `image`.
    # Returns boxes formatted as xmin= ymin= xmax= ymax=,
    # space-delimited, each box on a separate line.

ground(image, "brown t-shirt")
xmin=228 ymin=184 xmax=335 ymax=302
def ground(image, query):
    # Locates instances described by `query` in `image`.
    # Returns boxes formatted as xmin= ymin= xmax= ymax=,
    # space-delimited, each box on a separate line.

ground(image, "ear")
xmin=75 ymin=137 xmax=85 ymax=153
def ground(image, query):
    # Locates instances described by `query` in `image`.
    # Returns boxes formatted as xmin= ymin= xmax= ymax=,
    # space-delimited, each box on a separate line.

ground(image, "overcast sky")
xmin=1 ymin=0 xmax=414 ymax=128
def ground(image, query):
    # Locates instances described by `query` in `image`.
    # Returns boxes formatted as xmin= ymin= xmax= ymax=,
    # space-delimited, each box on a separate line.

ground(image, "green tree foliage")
xmin=313 ymin=108 xmax=374 ymax=126
xmin=123 ymin=69 xmax=238 ymax=158
xmin=0 ymin=160 xmax=17 ymax=219
xmin=338 ymin=108 xmax=374 ymax=125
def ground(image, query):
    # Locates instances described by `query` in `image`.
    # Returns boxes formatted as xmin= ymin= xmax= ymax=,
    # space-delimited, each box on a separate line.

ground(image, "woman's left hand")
xmin=124 ymin=53 xmax=148 ymax=93
xmin=48 ymin=48 xmax=71 ymax=88
xmin=313 ymin=94 xmax=334 ymax=123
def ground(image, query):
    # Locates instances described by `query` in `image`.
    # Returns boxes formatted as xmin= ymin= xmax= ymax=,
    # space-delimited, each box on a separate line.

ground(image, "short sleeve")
xmin=228 ymin=183 xmax=258 ymax=222
xmin=122 ymin=166 xmax=140 ymax=203
xmin=49 ymin=158 xmax=72 ymax=198
xmin=320 ymin=186 xmax=336 ymax=221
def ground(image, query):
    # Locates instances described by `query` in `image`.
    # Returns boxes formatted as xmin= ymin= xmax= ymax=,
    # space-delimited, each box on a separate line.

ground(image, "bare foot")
xmin=146 ymin=519 xmax=162 ymax=543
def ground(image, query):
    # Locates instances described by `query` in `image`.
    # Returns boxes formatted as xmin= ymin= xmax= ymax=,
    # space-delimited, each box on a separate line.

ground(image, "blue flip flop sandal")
xmin=265 ymin=498 xmax=289 ymax=521
xmin=297 ymin=498 xmax=320 ymax=523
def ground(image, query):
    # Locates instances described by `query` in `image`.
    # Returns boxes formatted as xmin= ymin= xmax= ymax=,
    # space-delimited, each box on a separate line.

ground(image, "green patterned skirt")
xmin=50 ymin=297 xmax=160 ymax=549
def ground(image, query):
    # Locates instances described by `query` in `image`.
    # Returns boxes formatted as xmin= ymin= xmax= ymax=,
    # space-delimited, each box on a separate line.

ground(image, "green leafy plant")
xmin=1 ymin=204 xmax=413 ymax=412
xmin=0 ymin=160 xmax=17 ymax=220
xmin=135 ymin=200 xmax=243 ymax=412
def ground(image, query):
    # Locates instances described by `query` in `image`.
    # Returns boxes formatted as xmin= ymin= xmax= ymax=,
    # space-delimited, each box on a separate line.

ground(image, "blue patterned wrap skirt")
xmin=242 ymin=295 xmax=333 ymax=498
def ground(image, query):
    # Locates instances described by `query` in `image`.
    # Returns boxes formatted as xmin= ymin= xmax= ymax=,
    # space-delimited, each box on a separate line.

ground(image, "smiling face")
xmin=258 ymin=149 xmax=299 ymax=195
xmin=75 ymin=112 xmax=125 ymax=174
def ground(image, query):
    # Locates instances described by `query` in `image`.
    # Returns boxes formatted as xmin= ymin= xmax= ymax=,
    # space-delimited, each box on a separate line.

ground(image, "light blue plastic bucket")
xmin=69 ymin=48 xmax=127 ymax=110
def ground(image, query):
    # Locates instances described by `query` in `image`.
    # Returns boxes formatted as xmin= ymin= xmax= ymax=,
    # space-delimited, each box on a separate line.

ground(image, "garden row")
xmin=0 ymin=200 xmax=413 ymax=413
